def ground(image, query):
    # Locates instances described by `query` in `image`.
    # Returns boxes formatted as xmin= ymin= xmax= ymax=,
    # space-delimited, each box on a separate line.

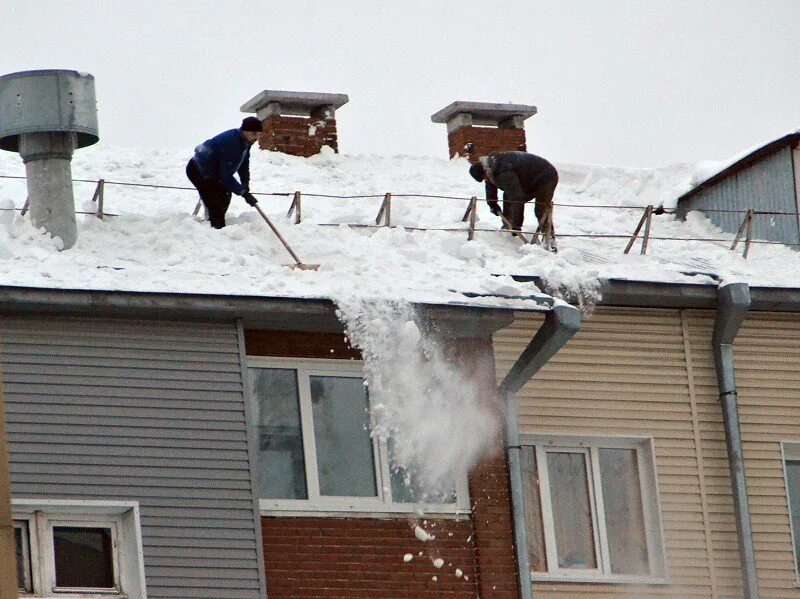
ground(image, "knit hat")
xmin=469 ymin=162 xmax=485 ymax=182
xmin=241 ymin=116 xmax=263 ymax=132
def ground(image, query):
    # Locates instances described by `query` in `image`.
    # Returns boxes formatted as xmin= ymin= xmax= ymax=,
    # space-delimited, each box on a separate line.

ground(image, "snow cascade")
xmin=336 ymin=298 xmax=499 ymax=502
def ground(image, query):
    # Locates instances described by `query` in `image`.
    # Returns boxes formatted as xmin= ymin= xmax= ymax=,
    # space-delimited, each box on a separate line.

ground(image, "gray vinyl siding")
xmin=678 ymin=146 xmax=799 ymax=245
xmin=0 ymin=317 xmax=263 ymax=599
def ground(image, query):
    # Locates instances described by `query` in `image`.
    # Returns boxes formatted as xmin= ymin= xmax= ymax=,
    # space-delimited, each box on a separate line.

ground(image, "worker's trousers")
xmin=186 ymin=159 xmax=232 ymax=229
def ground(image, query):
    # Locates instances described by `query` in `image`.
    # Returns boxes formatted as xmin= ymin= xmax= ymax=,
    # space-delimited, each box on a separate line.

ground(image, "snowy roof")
xmin=0 ymin=143 xmax=799 ymax=313
xmin=678 ymin=130 xmax=800 ymax=202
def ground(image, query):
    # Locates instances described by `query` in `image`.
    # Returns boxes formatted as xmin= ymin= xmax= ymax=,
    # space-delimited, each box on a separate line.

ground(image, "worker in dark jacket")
xmin=469 ymin=151 xmax=559 ymax=243
xmin=186 ymin=117 xmax=262 ymax=229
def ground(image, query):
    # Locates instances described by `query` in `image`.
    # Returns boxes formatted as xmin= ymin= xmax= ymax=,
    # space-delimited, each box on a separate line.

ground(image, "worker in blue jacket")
xmin=186 ymin=117 xmax=262 ymax=228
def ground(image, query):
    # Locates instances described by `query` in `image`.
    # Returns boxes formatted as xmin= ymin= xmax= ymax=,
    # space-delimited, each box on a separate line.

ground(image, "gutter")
xmin=498 ymin=304 xmax=582 ymax=599
xmin=713 ymin=283 xmax=758 ymax=598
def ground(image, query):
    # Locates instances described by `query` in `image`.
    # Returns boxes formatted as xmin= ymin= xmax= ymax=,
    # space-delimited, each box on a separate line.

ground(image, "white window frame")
xmin=522 ymin=434 xmax=667 ymax=585
xmin=248 ymin=357 xmax=471 ymax=516
xmin=11 ymin=499 xmax=147 ymax=599
xmin=780 ymin=442 xmax=800 ymax=584
xmin=14 ymin=519 xmax=33 ymax=593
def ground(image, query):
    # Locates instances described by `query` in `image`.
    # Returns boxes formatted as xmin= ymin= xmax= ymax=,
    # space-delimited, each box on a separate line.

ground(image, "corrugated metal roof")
xmin=678 ymin=131 xmax=800 ymax=203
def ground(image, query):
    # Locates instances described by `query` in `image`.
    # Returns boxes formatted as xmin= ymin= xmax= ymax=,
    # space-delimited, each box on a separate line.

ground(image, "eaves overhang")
xmin=0 ymin=285 xmax=555 ymax=338
xmin=509 ymin=277 xmax=800 ymax=312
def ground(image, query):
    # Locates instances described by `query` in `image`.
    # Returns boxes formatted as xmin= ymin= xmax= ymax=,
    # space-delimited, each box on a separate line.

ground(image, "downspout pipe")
xmin=498 ymin=304 xmax=581 ymax=599
xmin=713 ymin=282 xmax=758 ymax=598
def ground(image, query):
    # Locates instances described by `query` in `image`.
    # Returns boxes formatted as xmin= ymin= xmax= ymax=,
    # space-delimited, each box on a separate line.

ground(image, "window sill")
xmin=259 ymin=498 xmax=471 ymax=518
xmin=261 ymin=507 xmax=471 ymax=520
xmin=20 ymin=595 xmax=126 ymax=599
xmin=531 ymin=574 xmax=668 ymax=586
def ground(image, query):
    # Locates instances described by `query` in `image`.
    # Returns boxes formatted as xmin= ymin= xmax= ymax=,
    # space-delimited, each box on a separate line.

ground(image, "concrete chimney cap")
xmin=430 ymin=101 xmax=537 ymax=125
xmin=241 ymin=90 xmax=349 ymax=118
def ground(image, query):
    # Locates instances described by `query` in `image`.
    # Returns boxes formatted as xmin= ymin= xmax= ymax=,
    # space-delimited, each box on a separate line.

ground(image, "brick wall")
xmin=262 ymin=517 xmax=479 ymax=598
xmin=259 ymin=116 xmax=339 ymax=157
xmin=448 ymin=337 xmax=520 ymax=599
xmin=448 ymin=126 xmax=527 ymax=162
xmin=245 ymin=329 xmax=521 ymax=599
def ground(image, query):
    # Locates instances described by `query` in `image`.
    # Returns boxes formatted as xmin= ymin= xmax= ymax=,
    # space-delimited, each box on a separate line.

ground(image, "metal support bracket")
xmin=730 ymin=208 xmax=754 ymax=259
xmin=90 ymin=179 xmax=105 ymax=220
xmin=286 ymin=191 xmax=303 ymax=225
xmin=375 ymin=193 xmax=391 ymax=226
xmin=286 ymin=191 xmax=302 ymax=224
xmin=466 ymin=197 xmax=477 ymax=241
xmin=624 ymin=204 xmax=654 ymax=255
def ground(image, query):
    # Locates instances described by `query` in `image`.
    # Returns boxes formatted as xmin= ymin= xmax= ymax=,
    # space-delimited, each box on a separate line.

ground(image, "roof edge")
xmin=510 ymin=277 xmax=800 ymax=312
xmin=0 ymin=286 xmax=524 ymax=337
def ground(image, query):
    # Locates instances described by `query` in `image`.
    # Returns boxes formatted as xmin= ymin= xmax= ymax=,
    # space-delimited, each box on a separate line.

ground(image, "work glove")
xmin=488 ymin=201 xmax=501 ymax=216
xmin=243 ymin=192 xmax=258 ymax=206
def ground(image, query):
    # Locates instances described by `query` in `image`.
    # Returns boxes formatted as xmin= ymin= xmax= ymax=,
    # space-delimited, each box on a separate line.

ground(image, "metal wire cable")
xmin=2 ymin=173 xmax=799 ymax=215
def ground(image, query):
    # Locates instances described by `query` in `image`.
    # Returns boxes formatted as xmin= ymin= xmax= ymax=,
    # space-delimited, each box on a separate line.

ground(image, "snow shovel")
xmin=253 ymin=204 xmax=320 ymax=271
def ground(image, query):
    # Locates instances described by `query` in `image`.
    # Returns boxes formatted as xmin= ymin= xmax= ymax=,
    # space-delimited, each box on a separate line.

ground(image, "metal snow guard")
xmin=241 ymin=90 xmax=349 ymax=118
xmin=0 ymin=69 xmax=99 ymax=152
xmin=431 ymin=101 xmax=537 ymax=125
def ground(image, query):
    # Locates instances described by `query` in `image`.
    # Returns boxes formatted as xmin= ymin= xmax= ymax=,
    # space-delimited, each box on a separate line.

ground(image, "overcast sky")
xmin=2 ymin=0 xmax=799 ymax=167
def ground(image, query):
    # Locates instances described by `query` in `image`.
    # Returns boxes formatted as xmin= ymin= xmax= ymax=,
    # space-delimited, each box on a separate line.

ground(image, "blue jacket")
xmin=193 ymin=129 xmax=251 ymax=195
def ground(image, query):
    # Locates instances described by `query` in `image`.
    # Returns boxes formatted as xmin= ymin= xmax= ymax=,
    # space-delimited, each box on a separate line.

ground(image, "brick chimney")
xmin=431 ymin=101 xmax=537 ymax=161
xmin=240 ymin=90 xmax=348 ymax=157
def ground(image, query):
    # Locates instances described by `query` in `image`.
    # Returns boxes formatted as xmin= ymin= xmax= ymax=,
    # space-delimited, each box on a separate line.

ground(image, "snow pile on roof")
xmin=0 ymin=143 xmax=798 ymax=311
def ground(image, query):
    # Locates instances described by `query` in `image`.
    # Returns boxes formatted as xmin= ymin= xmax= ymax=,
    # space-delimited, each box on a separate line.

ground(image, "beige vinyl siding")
xmin=683 ymin=311 xmax=743 ymax=599
xmin=494 ymin=308 xmax=718 ymax=598
xmin=684 ymin=310 xmax=800 ymax=598
xmin=495 ymin=306 xmax=800 ymax=599
xmin=735 ymin=313 xmax=800 ymax=597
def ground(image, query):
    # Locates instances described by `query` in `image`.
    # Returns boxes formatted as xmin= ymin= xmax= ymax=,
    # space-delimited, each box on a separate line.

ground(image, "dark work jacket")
xmin=482 ymin=151 xmax=558 ymax=201
xmin=193 ymin=129 xmax=251 ymax=196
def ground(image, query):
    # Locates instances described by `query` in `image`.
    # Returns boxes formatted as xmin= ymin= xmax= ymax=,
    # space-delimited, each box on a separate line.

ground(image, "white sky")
xmin=2 ymin=0 xmax=799 ymax=167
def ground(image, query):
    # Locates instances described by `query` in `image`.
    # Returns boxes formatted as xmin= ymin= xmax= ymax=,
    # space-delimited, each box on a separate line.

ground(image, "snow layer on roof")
xmin=688 ymin=128 xmax=800 ymax=190
xmin=0 ymin=143 xmax=798 ymax=311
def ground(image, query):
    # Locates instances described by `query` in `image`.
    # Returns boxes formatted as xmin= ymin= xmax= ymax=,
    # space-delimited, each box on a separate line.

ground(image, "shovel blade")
xmin=284 ymin=263 xmax=321 ymax=271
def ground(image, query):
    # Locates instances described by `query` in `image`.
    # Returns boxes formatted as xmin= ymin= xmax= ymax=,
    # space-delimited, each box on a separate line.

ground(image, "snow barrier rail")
xmin=0 ymin=173 xmax=798 ymax=258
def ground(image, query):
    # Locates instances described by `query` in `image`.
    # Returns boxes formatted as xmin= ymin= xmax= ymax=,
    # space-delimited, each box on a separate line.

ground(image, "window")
xmin=521 ymin=435 xmax=665 ymax=583
xmin=11 ymin=500 xmax=146 ymax=598
xmin=782 ymin=443 xmax=800 ymax=579
xmin=248 ymin=357 xmax=469 ymax=514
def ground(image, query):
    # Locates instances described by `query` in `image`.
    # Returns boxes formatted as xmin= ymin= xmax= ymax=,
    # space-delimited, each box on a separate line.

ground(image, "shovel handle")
xmin=254 ymin=204 xmax=305 ymax=266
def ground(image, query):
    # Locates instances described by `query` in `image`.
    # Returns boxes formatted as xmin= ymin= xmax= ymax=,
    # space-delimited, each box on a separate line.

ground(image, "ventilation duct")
xmin=0 ymin=70 xmax=99 ymax=249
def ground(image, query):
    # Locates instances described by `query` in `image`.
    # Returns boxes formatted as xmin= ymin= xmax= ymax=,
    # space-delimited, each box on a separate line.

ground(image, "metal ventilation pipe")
xmin=0 ymin=70 xmax=99 ymax=249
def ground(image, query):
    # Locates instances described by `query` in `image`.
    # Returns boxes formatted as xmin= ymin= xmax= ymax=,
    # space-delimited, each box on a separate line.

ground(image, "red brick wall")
xmin=448 ymin=126 xmax=527 ymax=162
xmin=245 ymin=329 xmax=360 ymax=360
xmin=258 ymin=115 xmax=339 ymax=157
xmin=262 ymin=516 xmax=479 ymax=598
xmin=449 ymin=338 xmax=520 ymax=599
xmin=246 ymin=330 xmax=521 ymax=599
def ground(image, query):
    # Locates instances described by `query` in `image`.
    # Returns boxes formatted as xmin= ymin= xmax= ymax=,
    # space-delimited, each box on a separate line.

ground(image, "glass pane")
xmin=250 ymin=368 xmax=308 ymax=499
xmin=310 ymin=375 xmax=377 ymax=497
xmin=787 ymin=460 xmax=800 ymax=573
xmin=15 ymin=523 xmax=30 ymax=591
xmin=599 ymin=448 xmax=650 ymax=575
xmin=53 ymin=526 xmax=114 ymax=588
xmin=521 ymin=446 xmax=547 ymax=572
xmin=388 ymin=438 xmax=457 ymax=504
xmin=546 ymin=451 xmax=597 ymax=569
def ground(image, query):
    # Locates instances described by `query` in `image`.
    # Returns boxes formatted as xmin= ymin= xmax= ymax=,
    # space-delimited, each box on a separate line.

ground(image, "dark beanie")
xmin=469 ymin=162 xmax=485 ymax=182
xmin=241 ymin=116 xmax=263 ymax=132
